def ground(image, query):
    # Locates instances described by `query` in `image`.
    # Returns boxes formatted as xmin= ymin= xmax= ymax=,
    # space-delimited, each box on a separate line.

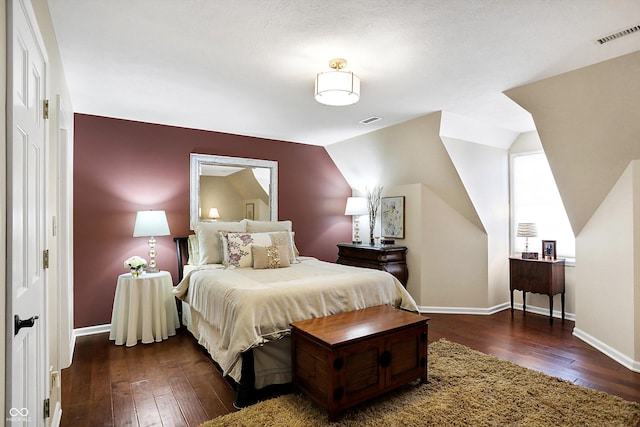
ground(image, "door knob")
xmin=14 ymin=315 xmax=39 ymax=336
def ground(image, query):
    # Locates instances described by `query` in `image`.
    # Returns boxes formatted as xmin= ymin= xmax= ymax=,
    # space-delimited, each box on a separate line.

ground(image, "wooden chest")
xmin=290 ymin=305 xmax=429 ymax=421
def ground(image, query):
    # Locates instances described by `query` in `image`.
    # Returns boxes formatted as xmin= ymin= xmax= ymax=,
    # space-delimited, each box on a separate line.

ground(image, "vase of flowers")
xmin=366 ymin=185 xmax=383 ymax=245
xmin=124 ymin=256 xmax=147 ymax=278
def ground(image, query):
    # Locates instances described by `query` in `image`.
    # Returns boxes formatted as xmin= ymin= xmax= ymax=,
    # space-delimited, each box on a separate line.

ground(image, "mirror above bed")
xmin=190 ymin=153 xmax=278 ymax=228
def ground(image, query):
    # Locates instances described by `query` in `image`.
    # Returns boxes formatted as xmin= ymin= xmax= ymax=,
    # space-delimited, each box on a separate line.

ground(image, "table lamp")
xmin=209 ymin=208 xmax=220 ymax=221
xmin=133 ymin=210 xmax=171 ymax=273
xmin=345 ymin=197 xmax=368 ymax=244
xmin=517 ymin=222 xmax=538 ymax=259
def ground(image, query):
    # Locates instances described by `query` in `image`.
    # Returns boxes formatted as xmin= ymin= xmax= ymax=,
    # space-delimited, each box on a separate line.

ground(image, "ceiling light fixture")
xmin=315 ymin=58 xmax=360 ymax=106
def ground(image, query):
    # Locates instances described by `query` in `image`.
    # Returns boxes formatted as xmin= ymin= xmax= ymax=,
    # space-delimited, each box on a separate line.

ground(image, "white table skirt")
xmin=109 ymin=271 xmax=179 ymax=346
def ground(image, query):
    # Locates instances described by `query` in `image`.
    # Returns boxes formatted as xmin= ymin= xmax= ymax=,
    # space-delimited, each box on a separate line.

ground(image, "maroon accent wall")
xmin=74 ymin=114 xmax=351 ymax=328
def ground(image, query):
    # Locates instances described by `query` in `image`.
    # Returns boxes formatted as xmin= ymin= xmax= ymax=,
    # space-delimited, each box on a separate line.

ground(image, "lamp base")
xmin=351 ymin=240 xmax=362 ymax=244
xmin=146 ymin=267 xmax=159 ymax=273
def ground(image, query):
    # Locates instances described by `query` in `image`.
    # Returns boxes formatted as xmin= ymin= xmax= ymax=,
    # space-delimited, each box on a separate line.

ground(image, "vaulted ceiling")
xmin=48 ymin=0 xmax=640 ymax=146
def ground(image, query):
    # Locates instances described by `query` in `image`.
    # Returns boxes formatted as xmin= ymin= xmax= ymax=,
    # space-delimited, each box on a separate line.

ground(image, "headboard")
xmin=173 ymin=236 xmax=189 ymax=282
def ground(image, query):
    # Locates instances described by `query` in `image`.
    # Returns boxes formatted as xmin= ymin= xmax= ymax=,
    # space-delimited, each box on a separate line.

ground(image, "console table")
xmin=509 ymin=257 xmax=566 ymax=324
xmin=336 ymin=243 xmax=408 ymax=286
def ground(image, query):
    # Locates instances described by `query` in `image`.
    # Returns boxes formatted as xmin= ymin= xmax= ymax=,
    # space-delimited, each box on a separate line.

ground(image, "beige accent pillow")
xmin=245 ymin=219 xmax=292 ymax=233
xmin=252 ymin=245 xmax=291 ymax=269
xmin=194 ymin=221 xmax=247 ymax=264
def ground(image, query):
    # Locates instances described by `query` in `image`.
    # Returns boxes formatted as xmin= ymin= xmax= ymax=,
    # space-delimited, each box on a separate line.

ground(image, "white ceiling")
xmin=48 ymin=0 xmax=640 ymax=146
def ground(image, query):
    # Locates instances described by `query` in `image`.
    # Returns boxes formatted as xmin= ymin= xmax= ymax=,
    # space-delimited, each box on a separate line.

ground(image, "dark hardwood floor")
xmin=61 ymin=309 xmax=640 ymax=426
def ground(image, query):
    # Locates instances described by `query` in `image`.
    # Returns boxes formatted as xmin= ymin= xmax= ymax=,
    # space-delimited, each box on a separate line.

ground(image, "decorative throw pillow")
xmin=194 ymin=221 xmax=247 ymax=264
xmin=252 ymin=245 xmax=291 ymax=269
xmin=224 ymin=231 xmax=295 ymax=268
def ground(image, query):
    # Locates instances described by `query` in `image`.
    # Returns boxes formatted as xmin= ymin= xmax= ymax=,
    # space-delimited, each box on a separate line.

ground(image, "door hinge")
xmin=43 ymin=398 xmax=50 ymax=418
xmin=43 ymin=249 xmax=49 ymax=269
xmin=43 ymin=99 xmax=49 ymax=119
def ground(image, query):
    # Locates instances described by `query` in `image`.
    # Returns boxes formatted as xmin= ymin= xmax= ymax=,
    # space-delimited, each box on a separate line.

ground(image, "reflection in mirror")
xmin=190 ymin=154 xmax=278 ymax=227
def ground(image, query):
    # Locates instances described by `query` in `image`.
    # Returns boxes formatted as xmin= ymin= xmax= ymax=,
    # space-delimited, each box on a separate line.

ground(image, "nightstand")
xmin=336 ymin=243 xmax=408 ymax=286
xmin=109 ymin=270 xmax=180 ymax=346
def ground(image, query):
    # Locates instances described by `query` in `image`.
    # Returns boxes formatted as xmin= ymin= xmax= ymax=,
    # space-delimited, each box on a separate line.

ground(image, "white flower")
xmin=124 ymin=256 xmax=147 ymax=270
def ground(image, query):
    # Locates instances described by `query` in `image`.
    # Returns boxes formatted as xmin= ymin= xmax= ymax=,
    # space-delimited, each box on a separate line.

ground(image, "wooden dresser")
xmin=291 ymin=305 xmax=428 ymax=421
xmin=509 ymin=257 xmax=566 ymax=324
xmin=336 ymin=243 xmax=408 ymax=286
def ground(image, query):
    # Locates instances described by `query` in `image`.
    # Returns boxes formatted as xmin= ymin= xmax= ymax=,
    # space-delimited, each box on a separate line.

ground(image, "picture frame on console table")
xmin=542 ymin=240 xmax=556 ymax=260
xmin=381 ymin=196 xmax=405 ymax=239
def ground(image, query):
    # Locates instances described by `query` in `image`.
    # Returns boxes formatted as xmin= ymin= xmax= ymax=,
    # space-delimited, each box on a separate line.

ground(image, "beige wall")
xmin=576 ymin=163 xmax=636 ymax=357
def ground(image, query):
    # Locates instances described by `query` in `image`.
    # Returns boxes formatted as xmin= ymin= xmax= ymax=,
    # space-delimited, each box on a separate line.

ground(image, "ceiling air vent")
xmin=596 ymin=25 xmax=640 ymax=45
xmin=359 ymin=116 xmax=382 ymax=125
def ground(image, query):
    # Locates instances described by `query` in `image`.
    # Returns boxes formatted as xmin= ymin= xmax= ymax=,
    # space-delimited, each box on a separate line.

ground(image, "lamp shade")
xmin=208 ymin=208 xmax=220 ymax=219
xmin=517 ymin=222 xmax=537 ymax=238
xmin=344 ymin=197 xmax=368 ymax=216
xmin=133 ymin=210 xmax=170 ymax=237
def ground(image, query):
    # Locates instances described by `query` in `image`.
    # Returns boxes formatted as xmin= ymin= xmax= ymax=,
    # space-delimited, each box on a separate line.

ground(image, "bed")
xmin=172 ymin=219 xmax=419 ymax=407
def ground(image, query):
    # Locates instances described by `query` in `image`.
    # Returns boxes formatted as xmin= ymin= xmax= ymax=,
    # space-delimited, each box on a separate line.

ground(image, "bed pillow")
xmin=187 ymin=234 xmax=200 ymax=265
xmin=252 ymin=245 xmax=291 ymax=269
xmin=245 ymin=219 xmax=292 ymax=233
xmin=194 ymin=221 xmax=247 ymax=264
xmin=224 ymin=231 xmax=294 ymax=268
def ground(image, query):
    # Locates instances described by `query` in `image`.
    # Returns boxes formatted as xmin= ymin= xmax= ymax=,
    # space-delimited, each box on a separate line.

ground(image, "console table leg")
xmin=561 ymin=292 xmax=565 ymax=320
xmin=510 ymin=289 xmax=514 ymax=316
xmin=522 ymin=292 xmax=526 ymax=313
xmin=549 ymin=295 xmax=554 ymax=324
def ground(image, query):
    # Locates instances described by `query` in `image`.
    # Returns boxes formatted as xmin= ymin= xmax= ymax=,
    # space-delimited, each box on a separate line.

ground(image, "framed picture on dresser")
xmin=542 ymin=240 xmax=556 ymax=259
xmin=381 ymin=196 xmax=405 ymax=239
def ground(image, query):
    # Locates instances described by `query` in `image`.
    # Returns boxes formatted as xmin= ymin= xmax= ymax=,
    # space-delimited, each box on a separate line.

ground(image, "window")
xmin=511 ymin=152 xmax=575 ymax=259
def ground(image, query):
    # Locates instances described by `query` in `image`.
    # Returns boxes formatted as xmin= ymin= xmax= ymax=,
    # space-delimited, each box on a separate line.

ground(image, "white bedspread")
xmin=173 ymin=257 xmax=418 ymax=378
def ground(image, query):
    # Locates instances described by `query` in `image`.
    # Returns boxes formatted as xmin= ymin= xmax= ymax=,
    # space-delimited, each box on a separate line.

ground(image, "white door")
xmin=7 ymin=0 xmax=49 ymax=424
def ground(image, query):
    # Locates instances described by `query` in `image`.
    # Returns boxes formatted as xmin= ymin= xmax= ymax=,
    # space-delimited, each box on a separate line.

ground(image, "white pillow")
xmin=194 ymin=221 xmax=247 ymax=264
xmin=245 ymin=219 xmax=292 ymax=233
xmin=224 ymin=231 xmax=295 ymax=268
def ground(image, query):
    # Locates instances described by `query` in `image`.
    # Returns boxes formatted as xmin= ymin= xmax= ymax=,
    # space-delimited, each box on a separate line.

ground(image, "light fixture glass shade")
xmin=208 ymin=208 xmax=220 ymax=219
xmin=517 ymin=223 xmax=537 ymax=237
xmin=133 ymin=210 xmax=170 ymax=237
xmin=315 ymin=70 xmax=360 ymax=106
xmin=344 ymin=197 xmax=368 ymax=216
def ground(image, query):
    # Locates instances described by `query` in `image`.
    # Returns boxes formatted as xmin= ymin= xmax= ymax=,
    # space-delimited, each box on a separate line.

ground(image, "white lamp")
xmin=345 ymin=197 xmax=368 ymax=244
xmin=315 ymin=58 xmax=360 ymax=106
xmin=517 ymin=222 xmax=537 ymax=258
xmin=208 ymin=208 xmax=220 ymax=221
xmin=133 ymin=210 xmax=170 ymax=273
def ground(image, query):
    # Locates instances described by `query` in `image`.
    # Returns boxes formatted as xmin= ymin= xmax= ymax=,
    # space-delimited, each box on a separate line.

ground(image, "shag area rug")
xmin=199 ymin=339 xmax=640 ymax=426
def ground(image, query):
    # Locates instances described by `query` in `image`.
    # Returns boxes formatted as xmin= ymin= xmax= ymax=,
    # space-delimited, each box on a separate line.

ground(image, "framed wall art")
xmin=542 ymin=240 xmax=556 ymax=260
xmin=381 ymin=196 xmax=405 ymax=239
xmin=245 ymin=203 xmax=255 ymax=220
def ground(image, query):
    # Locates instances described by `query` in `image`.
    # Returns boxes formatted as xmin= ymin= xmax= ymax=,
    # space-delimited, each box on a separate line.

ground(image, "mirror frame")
xmin=190 ymin=153 xmax=278 ymax=228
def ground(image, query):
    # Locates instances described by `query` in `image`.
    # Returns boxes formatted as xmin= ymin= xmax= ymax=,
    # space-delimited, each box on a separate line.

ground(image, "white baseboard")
xmin=73 ymin=323 xmax=110 ymax=337
xmin=419 ymin=302 xmax=508 ymax=315
xmin=573 ymin=327 xmax=640 ymax=373
xmin=419 ymin=302 xmax=575 ymax=321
